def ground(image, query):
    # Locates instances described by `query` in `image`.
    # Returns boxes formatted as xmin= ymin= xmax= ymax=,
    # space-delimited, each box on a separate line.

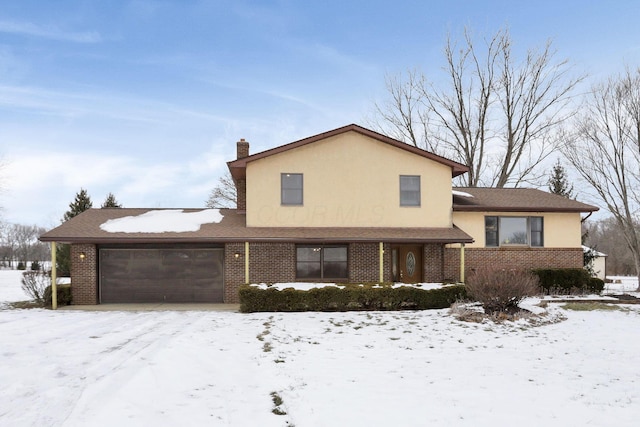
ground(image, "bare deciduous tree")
xmin=563 ymin=67 xmax=640 ymax=290
xmin=371 ymin=26 xmax=582 ymax=187
xmin=0 ymin=223 xmax=49 ymax=267
xmin=584 ymin=218 xmax=636 ymax=276
xmin=205 ymin=171 xmax=237 ymax=208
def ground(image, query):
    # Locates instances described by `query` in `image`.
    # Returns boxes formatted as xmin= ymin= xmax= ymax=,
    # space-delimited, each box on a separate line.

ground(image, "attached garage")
xmin=99 ymin=247 xmax=224 ymax=303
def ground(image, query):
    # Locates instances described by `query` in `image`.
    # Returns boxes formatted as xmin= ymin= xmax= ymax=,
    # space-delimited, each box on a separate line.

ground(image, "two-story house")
xmin=40 ymin=124 xmax=598 ymax=305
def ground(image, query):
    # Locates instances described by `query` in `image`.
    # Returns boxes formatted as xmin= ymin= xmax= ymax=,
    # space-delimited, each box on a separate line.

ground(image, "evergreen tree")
xmin=101 ymin=192 xmax=122 ymax=208
xmin=57 ymin=188 xmax=93 ymax=276
xmin=548 ymin=159 xmax=574 ymax=198
xmin=63 ymin=188 xmax=93 ymax=221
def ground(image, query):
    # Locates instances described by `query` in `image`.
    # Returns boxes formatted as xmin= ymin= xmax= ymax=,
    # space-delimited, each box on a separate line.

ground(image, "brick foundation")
xmin=70 ymin=244 xmax=98 ymax=304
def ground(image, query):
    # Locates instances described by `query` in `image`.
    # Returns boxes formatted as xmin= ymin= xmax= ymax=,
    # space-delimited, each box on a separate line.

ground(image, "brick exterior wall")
xmin=423 ymin=244 xmax=444 ymax=282
xmin=224 ymin=242 xmax=393 ymax=302
xmin=236 ymin=178 xmax=247 ymax=211
xmin=70 ymin=244 xmax=98 ymax=304
xmin=223 ymin=242 xmax=297 ymax=303
xmin=443 ymin=247 xmax=584 ymax=282
xmin=348 ymin=243 xmax=392 ymax=282
xmin=224 ymin=242 xmax=246 ymax=303
xmin=249 ymin=242 xmax=296 ymax=284
xmin=235 ymin=139 xmax=249 ymax=211
xmin=66 ymin=241 xmax=582 ymax=305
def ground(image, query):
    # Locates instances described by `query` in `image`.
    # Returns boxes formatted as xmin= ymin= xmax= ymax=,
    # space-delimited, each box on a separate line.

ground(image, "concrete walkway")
xmin=59 ymin=303 xmax=241 ymax=312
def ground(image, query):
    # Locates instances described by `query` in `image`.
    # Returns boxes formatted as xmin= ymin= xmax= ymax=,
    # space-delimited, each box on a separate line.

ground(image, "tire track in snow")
xmin=62 ymin=312 xmax=207 ymax=424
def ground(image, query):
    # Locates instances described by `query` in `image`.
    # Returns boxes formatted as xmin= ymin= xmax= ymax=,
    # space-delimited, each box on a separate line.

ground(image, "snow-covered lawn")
xmin=1 ymin=271 xmax=639 ymax=426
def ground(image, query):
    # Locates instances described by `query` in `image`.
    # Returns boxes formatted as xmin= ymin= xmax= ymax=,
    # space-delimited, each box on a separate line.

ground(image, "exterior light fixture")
xmin=79 ymin=252 xmax=86 ymax=260
xmin=234 ymin=253 xmax=241 ymax=259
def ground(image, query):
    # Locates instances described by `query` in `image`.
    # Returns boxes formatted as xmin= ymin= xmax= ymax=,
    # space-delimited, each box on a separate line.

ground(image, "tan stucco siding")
xmin=246 ymin=131 xmax=453 ymax=227
xmin=452 ymin=211 xmax=582 ymax=248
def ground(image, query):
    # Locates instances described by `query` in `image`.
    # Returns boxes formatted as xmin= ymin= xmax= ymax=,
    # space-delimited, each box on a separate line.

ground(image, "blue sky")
xmin=1 ymin=0 xmax=639 ymax=226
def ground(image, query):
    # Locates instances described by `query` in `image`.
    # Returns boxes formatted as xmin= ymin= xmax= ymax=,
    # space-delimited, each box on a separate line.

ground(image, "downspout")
xmin=379 ymin=242 xmax=384 ymax=283
xmin=460 ymin=243 xmax=465 ymax=283
xmin=51 ymin=242 xmax=57 ymax=310
xmin=244 ymin=241 xmax=250 ymax=284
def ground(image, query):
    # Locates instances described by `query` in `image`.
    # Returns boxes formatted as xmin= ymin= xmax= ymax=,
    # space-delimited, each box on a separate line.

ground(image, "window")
xmin=400 ymin=175 xmax=420 ymax=206
xmin=485 ymin=216 xmax=544 ymax=247
xmin=500 ymin=217 xmax=528 ymax=245
xmin=296 ymin=245 xmax=348 ymax=280
xmin=281 ymin=173 xmax=303 ymax=205
xmin=530 ymin=217 xmax=544 ymax=247
xmin=485 ymin=216 xmax=498 ymax=247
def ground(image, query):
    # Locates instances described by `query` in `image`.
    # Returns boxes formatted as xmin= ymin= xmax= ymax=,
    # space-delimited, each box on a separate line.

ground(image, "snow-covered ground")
xmin=0 ymin=269 xmax=29 ymax=304
xmin=604 ymin=275 xmax=640 ymax=294
xmin=1 ymin=271 xmax=639 ymax=426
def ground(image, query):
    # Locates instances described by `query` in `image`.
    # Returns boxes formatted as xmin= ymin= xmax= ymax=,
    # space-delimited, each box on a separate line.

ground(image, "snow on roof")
xmin=452 ymin=190 xmax=474 ymax=198
xmin=100 ymin=209 xmax=223 ymax=233
xmin=582 ymin=245 xmax=607 ymax=257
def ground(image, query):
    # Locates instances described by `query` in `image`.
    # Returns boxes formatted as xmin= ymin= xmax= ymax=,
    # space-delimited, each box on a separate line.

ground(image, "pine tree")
xmin=57 ymin=188 xmax=93 ymax=276
xmin=63 ymin=188 xmax=93 ymax=221
xmin=548 ymin=159 xmax=574 ymax=199
xmin=101 ymin=192 xmax=122 ymax=208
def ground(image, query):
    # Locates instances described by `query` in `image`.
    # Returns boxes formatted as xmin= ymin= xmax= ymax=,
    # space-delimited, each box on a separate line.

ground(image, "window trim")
xmin=281 ymin=173 xmax=303 ymax=206
xmin=399 ymin=175 xmax=421 ymax=207
xmin=485 ymin=216 xmax=544 ymax=248
xmin=295 ymin=244 xmax=348 ymax=280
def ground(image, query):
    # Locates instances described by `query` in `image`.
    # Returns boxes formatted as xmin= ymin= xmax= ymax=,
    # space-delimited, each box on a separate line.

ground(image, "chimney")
xmin=237 ymin=138 xmax=249 ymax=159
xmin=236 ymin=138 xmax=249 ymax=211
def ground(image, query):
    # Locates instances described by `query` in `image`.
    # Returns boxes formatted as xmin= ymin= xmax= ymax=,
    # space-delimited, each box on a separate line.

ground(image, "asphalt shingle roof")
xmin=39 ymin=208 xmax=474 ymax=244
xmin=452 ymin=188 xmax=599 ymax=213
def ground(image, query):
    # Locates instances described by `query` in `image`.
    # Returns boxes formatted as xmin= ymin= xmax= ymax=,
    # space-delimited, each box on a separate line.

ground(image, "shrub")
xmin=21 ymin=270 xmax=51 ymax=303
xmin=239 ymin=283 xmax=467 ymax=313
xmin=465 ymin=268 xmax=540 ymax=314
xmin=588 ymin=277 xmax=605 ymax=294
xmin=30 ymin=260 xmax=41 ymax=271
xmin=44 ymin=284 xmax=72 ymax=307
xmin=532 ymin=268 xmax=601 ymax=294
xmin=17 ymin=262 xmax=26 ymax=270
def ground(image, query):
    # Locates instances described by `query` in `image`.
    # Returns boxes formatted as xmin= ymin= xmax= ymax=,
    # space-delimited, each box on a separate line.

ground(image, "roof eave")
xmin=453 ymin=206 xmax=600 ymax=213
xmin=226 ymin=124 xmax=470 ymax=179
xmin=39 ymin=235 xmax=474 ymax=245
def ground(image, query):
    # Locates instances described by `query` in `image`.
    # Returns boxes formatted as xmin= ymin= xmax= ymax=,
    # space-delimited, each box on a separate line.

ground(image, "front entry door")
xmin=393 ymin=245 xmax=423 ymax=283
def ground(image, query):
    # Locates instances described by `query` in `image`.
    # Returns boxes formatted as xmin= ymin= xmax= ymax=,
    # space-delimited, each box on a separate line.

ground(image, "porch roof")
xmin=39 ymin=208 xmax=474 ymax=245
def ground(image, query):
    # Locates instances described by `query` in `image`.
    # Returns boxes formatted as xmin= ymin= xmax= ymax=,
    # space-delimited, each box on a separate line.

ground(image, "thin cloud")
xmin=0 ymin=20 xmax=101 ymax=43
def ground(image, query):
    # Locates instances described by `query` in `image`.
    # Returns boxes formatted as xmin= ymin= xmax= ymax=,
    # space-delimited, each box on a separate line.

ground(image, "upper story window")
xmin=485 ymin=216 xmax=544 ymax=247
xmin=400 ymin=175 xmax=421 ymax=206
xmin=281 ymin=173 xmax=303 ymax=205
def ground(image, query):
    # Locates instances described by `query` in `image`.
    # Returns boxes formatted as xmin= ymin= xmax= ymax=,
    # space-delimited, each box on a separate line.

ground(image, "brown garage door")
xmin=99 ymin=248 xmax=224 ymax=303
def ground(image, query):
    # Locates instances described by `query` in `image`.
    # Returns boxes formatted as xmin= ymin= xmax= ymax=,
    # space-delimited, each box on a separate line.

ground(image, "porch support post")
xmin=51 ymin=242 xmax=57 ymax=310
xmin=244 ymin=241 xmax=250 ymax=284
xmin=379 ymin=242 xmax=384 ymax=283
xmin=460 ymin=243 xmax=465 ymax=283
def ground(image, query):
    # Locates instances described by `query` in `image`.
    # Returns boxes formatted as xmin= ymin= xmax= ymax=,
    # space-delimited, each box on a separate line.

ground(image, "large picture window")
xmin=281 ymin=173 xmax=303 ymax=205
xmin=485 ymin=216 xmax=544 ymax=247
xmin=400 ymin=175 xmax=421 ymax=206
xmin=296 ymin=245 xmax=348 ymax=280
